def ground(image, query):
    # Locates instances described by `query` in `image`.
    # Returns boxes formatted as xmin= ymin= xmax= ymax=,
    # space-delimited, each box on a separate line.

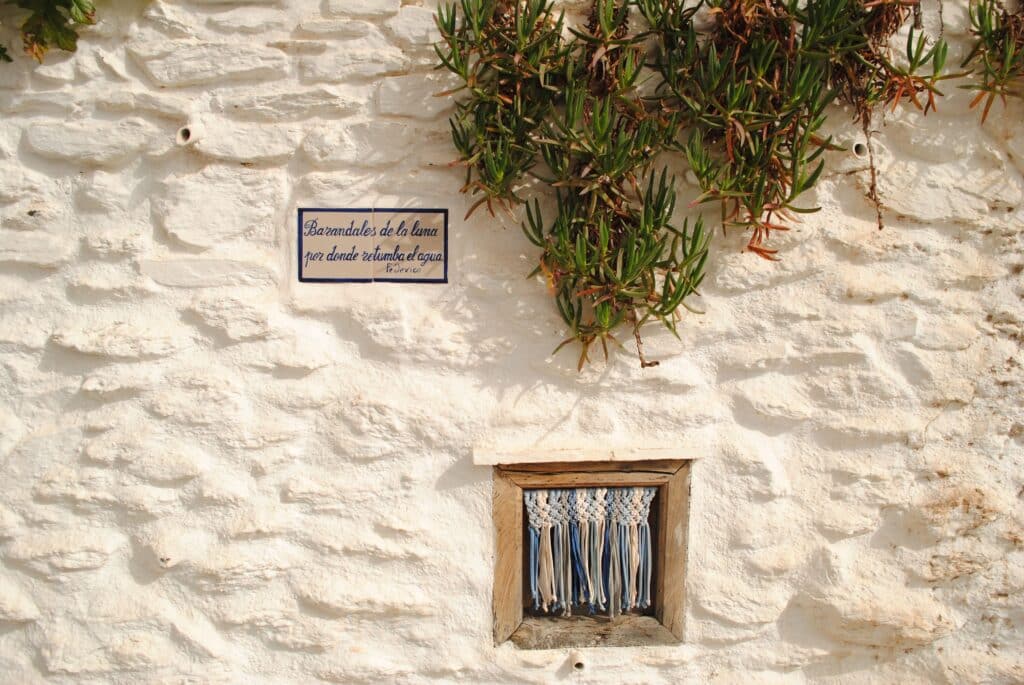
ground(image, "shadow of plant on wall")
xmin=433 ymin=0 xmax=971 ymax=368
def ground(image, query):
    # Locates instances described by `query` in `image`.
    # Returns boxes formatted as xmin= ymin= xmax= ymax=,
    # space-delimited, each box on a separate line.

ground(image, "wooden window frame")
xmin=492 ymin=460 xmax=691 ymax=649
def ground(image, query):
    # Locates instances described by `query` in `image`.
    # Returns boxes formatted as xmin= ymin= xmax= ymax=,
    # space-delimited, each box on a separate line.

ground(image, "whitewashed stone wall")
xmin=0 ymin=0 xmax=1022 ymax=682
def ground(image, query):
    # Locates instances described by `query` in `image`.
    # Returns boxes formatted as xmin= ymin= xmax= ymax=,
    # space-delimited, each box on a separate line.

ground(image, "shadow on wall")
xmin=435 ymin=445 xmax=489 ymax=492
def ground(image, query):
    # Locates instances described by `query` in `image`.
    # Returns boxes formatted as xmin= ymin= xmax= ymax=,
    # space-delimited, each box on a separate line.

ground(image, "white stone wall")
xmin=0 ymin=0 xmax=1022 ymax=682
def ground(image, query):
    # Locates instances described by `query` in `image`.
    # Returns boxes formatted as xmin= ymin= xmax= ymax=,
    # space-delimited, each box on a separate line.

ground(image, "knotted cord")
xmin=524 ymin=487 xmax=656 ymax=618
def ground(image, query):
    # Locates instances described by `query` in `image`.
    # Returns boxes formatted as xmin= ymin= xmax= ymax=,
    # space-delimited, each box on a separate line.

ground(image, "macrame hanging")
xmin=524 ymin=487 xmax=656 ymax=619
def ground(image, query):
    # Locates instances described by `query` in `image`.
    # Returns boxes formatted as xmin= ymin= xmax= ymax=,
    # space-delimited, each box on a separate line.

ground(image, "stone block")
xmin=6 ymin=527 xmax=125 ymax=575
xmin=0 ymin=230 xmax=74 ymax=268
xmin=156 ymin=166 xmax=286 ymax=249
xmin=190 ymin=120 xmax=304 ymax=164
xmin=302 ymin=121 xmax=417 ymax=168
xmin=300 ymin=42 xmax=407 ymax=82
xmin=129 ymin=41 xmax=288 ymax=87
xmin=213 ymin=87 xmax=363 ymax=121
xmin=207 ymin=8 xmax=288 ymax=33
xmin=140 ymin=258 xmax=277 ymax=288
xmin=52 ymin=320 xmax=191 ymax=359
xmin=387 ymin=5 xmax=440 ymax=46
xmin=0 ymin=575 xmax=39 ymax=622
xmin=24 ymin=119 xmax=158 ymax=167
xmin=325 ymin=0 xmax=400 ymax=17
xmin=378 ymin=73 xmax=456 ymax=120
xmin=188 ymin=295 xmax=271 ymax=341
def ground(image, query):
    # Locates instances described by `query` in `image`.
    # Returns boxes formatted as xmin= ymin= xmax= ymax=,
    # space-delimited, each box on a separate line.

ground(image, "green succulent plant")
xmin=437 ymin=0 xmax=710 ymax=368
xmin=645 ymin=0 xmax=952 ymax=243
xmin=963 ymin=0 xmax=1024 ymax=121
xmin=436 ymin=0 xmax=949 ymax=368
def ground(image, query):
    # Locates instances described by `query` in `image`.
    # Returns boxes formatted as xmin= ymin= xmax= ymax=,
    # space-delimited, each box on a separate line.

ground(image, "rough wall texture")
xmin=0 ymin=0 xmax=1022 ymax=683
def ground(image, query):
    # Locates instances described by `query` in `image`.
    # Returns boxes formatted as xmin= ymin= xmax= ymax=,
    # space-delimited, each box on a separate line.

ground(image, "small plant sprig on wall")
xmin=963 ymin=0 xmax=1024 ymax=122
xmin=0 ymin=0 xmax=97 ymax=63
xmin=436 ymin=0 xmax=710 ymax=368
xmin=435 ymin=0 xmax=949 ymax=368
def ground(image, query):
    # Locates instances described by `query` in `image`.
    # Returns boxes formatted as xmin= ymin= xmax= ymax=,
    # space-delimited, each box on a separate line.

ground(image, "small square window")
xmin=492 ymin=460 xmax=691 ymax=649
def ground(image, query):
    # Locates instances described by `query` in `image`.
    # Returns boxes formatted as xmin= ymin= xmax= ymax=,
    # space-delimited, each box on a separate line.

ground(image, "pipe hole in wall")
xmin=853 ymin=142 xmax=868 ymax=158
xmin=177 ymin=127 xmax=192 ymax=145
xmin=573 ymin=661 xmax=584 ymax=671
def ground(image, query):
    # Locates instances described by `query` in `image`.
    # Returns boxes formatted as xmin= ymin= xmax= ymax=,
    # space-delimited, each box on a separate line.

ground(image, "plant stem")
xmin=861 ymin=115 xmax=885 ymax=231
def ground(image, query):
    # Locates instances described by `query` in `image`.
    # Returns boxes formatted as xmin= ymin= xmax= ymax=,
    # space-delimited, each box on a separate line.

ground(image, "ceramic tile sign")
xmin=298 ymin=208 xmax=448 ymax=283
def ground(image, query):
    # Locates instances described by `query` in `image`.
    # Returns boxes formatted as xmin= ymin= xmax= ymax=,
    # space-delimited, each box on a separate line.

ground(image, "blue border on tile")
xmin=297 ymin=207 xmax=449 ymax=284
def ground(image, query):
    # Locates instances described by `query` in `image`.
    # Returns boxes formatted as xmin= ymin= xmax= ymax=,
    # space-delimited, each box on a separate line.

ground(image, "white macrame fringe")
xmin=525 ymin=487 xmax=656 ymax=618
